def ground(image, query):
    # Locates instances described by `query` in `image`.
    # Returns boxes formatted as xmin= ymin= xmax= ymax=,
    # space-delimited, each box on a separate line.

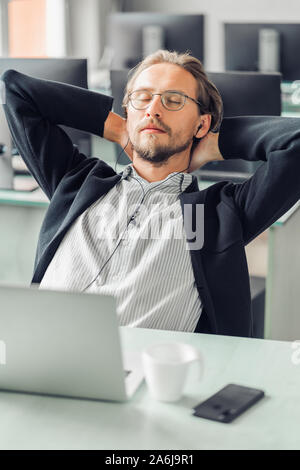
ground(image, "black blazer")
xmin=2 ymin=70 xmax=300 ymax=337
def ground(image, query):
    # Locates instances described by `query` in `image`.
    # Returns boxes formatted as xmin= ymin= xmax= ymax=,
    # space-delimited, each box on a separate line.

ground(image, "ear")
xmin=194 ymin=114 xmax=212 ymax=138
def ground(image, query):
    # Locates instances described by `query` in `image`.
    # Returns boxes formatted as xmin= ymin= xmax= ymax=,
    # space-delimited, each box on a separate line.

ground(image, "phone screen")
xmin=193 ymin=383 xmax=265 ymax=423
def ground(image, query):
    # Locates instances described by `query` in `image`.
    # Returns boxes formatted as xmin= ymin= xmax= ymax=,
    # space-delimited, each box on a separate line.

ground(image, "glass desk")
xmin=0 ymin=326 xmax=299 ymax=450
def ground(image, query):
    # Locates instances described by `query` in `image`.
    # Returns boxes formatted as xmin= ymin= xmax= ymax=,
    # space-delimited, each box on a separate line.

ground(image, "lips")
xmin=141 ymin=128 xmax=166 ymax=134
xmin=140 ymin=125 xmax=166 ymax=134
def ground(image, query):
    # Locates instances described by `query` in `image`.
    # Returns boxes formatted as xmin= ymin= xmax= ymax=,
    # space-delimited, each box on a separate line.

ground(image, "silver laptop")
xmin=0 ymin=284 xmax=143 ymax=401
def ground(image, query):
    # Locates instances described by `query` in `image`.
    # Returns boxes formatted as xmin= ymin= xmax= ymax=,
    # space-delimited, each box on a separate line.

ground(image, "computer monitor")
xmin=224 ymin=23 xmax=300 ymax=81
xmin=107 ymin=13 xmax=204 ymax=69
xmin=0 ymin=58 xmax=91 ymax=161
xmin=201 ymin=71 xmax=281 ymax=180
xmin=207 ymin=71 xmax=281 ymax=116
xmin=110 ymin=69 xmax=282 ymax=179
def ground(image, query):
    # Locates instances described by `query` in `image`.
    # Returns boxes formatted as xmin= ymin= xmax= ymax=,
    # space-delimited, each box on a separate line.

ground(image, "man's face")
xmin=126 ymin=63 xmax=202 ymax=165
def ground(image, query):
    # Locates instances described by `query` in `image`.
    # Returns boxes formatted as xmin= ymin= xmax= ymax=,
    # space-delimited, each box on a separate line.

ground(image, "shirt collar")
xmin=120 ymin=163 xmax=193 ymax=194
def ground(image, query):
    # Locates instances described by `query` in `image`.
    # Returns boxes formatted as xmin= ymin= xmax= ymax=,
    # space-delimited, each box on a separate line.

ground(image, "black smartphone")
xmin=193 ymin=384 xmax=265 ymax=423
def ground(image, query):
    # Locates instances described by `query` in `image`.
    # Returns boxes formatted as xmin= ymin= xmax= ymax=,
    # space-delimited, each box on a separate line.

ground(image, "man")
xmin=2 ymin=50 xmax=300 ymax=337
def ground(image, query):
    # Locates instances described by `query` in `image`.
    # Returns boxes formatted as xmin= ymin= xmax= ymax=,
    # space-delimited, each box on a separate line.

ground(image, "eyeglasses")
xmin=128 ymin=89 xmax=203 ymax=111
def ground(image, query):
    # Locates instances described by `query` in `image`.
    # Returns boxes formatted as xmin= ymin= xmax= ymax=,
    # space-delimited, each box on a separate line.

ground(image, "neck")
xmin=131 ymin=150 xmax=191 ymax=182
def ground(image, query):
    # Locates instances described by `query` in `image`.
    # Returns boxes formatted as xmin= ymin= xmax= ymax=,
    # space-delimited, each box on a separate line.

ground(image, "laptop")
xmin=0 ymin=284 xmax=144 ymax=402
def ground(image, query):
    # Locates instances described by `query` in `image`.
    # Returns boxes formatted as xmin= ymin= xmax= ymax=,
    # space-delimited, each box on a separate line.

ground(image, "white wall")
xmin=46 ymin=0 xmax=68 ymax=57
xmin=68 ymin=0 xmax=122 ymax=71
xmin=68 ymin=0 xmax=102 ymax=69
xmin=0 ymin=0 xmax=8 ymax=56
xmin=125 ymin=0 xmax=300 ymax=71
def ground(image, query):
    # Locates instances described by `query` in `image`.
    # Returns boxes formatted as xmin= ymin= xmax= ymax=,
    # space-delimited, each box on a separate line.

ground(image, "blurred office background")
xmin=0 ymin=0 xmax=300 ymax=340
xmin=2 ymin=0 xmax=300 ymax=77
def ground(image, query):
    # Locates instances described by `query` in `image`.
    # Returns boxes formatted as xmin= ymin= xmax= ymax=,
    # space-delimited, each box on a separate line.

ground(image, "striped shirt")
xmin=40 ymin=163 xmax=203 ymax=332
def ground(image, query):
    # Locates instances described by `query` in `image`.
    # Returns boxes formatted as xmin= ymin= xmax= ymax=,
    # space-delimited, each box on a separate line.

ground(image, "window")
xmin=8 ymin=0 xmax=47 ymax=57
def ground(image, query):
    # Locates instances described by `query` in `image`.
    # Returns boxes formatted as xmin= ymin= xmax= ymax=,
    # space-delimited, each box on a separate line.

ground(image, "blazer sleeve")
xmin=1 ymin=69 xmax=113 ymax=199
xmin=218 ymin=116 xmax=300 ymax=245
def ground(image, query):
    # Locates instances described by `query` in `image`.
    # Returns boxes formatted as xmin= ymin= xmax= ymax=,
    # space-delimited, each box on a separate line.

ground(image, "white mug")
xmin=142 ymin=342 xmax=204 ymax=402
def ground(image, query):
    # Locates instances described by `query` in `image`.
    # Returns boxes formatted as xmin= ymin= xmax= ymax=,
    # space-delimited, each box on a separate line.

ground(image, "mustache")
xmin=136 ymin=118 xmax=171 ymax=135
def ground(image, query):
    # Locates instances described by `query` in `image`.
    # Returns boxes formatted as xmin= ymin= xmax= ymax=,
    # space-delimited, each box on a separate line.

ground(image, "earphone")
xmin=114 ymin=138 xmax=130 ymax=173
xmin=194 ymin=123 xmax=203 ymax=137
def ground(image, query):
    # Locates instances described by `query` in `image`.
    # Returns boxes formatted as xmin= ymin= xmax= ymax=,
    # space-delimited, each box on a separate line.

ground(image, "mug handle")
xmin=188 ymin=346 xmax=204 ymax=382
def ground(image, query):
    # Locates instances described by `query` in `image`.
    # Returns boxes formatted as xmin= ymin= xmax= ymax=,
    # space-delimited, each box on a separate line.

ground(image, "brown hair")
xmin=122 ymin=49 xmax=223 ymax=132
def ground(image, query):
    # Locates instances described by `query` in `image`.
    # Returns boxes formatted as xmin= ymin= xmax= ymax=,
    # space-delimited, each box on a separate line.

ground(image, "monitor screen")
xmin=224 ymin=23 xmax=300 ymax=81
xmin=207 ymin=71 xmax=281 ymax=116
xmin=107 ymin=13 xmax=205 ymax=69
xmin=201 ymin=70 xmax=281 ymax=178
xmin=0 ymin=58 xmax=90 ymax=157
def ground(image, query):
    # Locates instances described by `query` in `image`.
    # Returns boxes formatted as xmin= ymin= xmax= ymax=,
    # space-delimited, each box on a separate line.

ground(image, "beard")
xmin=131 ymin=131 xmax=193 ymax=167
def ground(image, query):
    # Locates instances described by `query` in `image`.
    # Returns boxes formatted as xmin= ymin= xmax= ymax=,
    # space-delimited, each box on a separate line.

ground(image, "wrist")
xmin=103 ymin=111 xmax=126 ymax=145
xmin=207 ymin=132 xmax=224 ymax=162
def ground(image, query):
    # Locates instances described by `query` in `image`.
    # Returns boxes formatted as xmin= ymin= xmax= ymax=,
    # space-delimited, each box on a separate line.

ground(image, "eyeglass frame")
xmin=127 ymin=89 xmax=204 ymax=112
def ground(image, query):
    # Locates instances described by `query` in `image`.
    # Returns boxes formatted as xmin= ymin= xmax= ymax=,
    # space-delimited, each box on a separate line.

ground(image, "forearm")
xmin=1 ymin=69 xmax=113 ymax=198
xmin=2 ymin=69 xmax=113 ymax=137
xmin=103 ymin=111 xmax=126 ymax=145
xmin=219 ymin=116 xmax=300 ymax=161
xmin=227 ymin=115 xmax=300 ymax=244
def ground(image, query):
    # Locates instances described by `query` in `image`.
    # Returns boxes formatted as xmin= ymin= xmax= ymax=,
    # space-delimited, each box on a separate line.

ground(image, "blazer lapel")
xmin=180 ymin=181 xmax=218 ymax=334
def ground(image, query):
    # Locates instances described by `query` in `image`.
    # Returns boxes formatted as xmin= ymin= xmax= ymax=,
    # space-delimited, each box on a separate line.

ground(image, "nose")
xmin=145 ymin=94 xmax=163 ymax=118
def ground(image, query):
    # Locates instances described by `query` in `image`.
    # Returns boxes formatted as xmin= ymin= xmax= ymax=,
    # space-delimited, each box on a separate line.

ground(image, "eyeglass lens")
xmin=130 ymin=91 xmax=185 ymax=110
